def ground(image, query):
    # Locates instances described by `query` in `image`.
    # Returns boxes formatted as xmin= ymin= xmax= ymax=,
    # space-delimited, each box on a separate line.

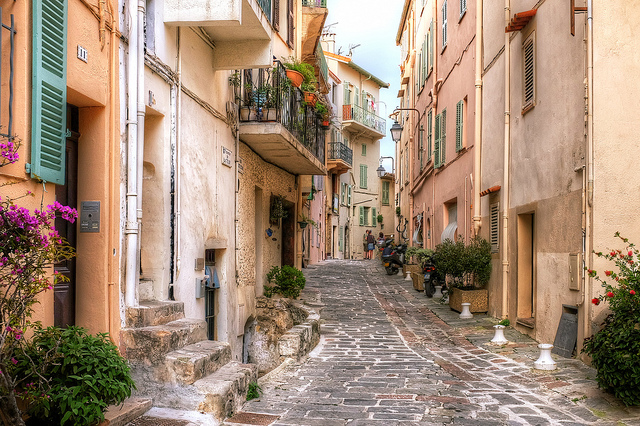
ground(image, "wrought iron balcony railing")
xmin=302 ymin=0 xmax=327 ymax=7
xmin=237 ymin=61 xmax=325 ymax=164
xmin=327 ymin=142 xmax=352 ymax=166
xmin=342 ymin=104 xmax=386 ymax=135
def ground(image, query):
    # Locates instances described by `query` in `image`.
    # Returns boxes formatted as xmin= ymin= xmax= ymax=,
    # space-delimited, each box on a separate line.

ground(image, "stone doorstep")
xmin=165 ymin=340 xmax=233 ymax=385
xmin=194 ymin=362 xmax=258 ymax=421
xmin=100 ymin=397 xmax=152 ymax=426
xmin=126 ymin=300 xmax=186 ymax=328
xmin=121 ymin=318 xmax=208 ymax=363
xmin=277 ymin=316 xmax=320 ymax=359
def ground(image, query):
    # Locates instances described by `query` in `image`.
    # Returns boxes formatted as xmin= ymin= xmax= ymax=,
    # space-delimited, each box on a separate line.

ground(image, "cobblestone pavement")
xmin=231 ymin=260 xmax=640 ymax=426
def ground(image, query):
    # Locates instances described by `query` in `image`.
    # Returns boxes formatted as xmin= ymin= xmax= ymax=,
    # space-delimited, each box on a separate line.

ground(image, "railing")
xmin=342 ymin=104 xmax=386 ymax=135
xmin=256 ymin=0 xmax=272 ymax=23
xmin=0 ymin=9 xmax=16 ymax=139
xmin=316 ymin=43 xmax=328 ymax=89
xmin=302 ymin=0 xmax=327 ymax=7
xmin=238 ymin=61 xmax=325 ymax=164
xmin=327 ymin=142 xmax=352 ymax=166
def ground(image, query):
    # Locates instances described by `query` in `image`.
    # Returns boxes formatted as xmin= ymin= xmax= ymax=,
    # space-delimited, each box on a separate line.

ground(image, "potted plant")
xmin=240 ymin=82 xmax=257 ymax=121
xmin=405 ymin=247 xmax=434 ymax=292
xmin=282 ymin=57 xmax=315 ymax=89
xmin=270 ymin=195 xmax=288 ymax=225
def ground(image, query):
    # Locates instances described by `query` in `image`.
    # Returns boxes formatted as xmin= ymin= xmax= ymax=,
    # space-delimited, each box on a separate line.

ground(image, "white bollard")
xmin=490 ymin=325 xmax=508 ymax=345
xmin=534 ymin=343 xmax=557 ymax=370
xmin=405 ymin=271 xmax=413 ymax=281
xmin=459 ymin=302 xmax=473 ymax=319
xmin=433 ymin=285 xmax=443 ymax=298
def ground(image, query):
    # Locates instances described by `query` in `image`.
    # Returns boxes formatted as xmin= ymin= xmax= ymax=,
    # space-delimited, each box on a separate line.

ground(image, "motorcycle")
xmin=382 ymin=241 xmax=407 ymax=275
xmin=422 ymin=254 xmax=445 ymax=297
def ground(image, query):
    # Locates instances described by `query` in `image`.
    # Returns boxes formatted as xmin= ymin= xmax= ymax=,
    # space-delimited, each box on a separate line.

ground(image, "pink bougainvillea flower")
xmin=605 ymin=270 xmax=612 ymax=276
xmin=631 ymin=290 xmax=636 ymax=295
xmin=592 ymin=298 xmax=600 ymax=305
xmin=607 ymin=292 xmax=614 ymax=298
xmin=10 ymin=358 xmax=17 ymax=365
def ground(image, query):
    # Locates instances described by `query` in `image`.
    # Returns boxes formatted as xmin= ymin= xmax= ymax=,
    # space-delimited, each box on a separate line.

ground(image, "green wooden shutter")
xmin=383 ymin=181 xmax=390 ymax=205
xmin=456 ymin=100 xmax=464 ymax=151
xmin=362 ymin=164 xmax=367 ymax=188
xmin=354 ymin=87 xmax=360 ymax=108
xmin=359 ymin=206 xmax=364 ymax=225
xmin=426 ymin=32 xmax=430 ymax=72
xmin=434 ymin=113 xmax=441 ymax=168
xmin=422 ymin=38 xmax=427 ymax=86
xmin=341 ymin=183 xmax=345 ymax=204
xmin=441 ymin=109 xmax=447 ymax=164
xmin=362 ymin=143 xmax=367 ymax=156
xmin=343 ymin=82 xmax=350 ymax=105
xmin=32 ymin=0 xmax=68 ymax=184
xmin=339 ymin=227 xmax=343 ymax=251
xmin=372 ymin=207 xmax=377 ymax=226
xmin=429 ymin=20 xmax=434 ymax=69
xmin=427 ymin=110 xmax=433 ymax=161
xmin=347 ymin=185 xmax=352 ymax=206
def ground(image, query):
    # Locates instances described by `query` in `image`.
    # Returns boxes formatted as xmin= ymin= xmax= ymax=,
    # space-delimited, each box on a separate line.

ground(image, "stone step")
xmin=121 ymin=318 xmax=207 ymax=364
xmin=126 ymin=300 xmax=185 ymax=328
xmin=193 ymin=362 xmax=258 ymax=421
xmin=99 ymin=397 xmax=152 ymax=426
xmin=165 ymin=340 xmax=232 ymax=385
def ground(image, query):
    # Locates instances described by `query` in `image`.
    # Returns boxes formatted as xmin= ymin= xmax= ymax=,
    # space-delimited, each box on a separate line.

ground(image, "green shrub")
xmin=14 ymin=326 xmax=135 ymax=425
xmin=246 ymin=382 xmax=262 ymax=401
xmin=464 ymin=236 xmax=492 ymax=287
xmin=264 ymin=265 xmax=306 ymax=299
xmin=405 ymin=247 xmax=434 ymax=269
xmin=498 ymin=318 xmax=510 ymax=326
xmin=433 ymin=237 xmax=492 ymax=289
xmin=582 ymin=232 xmax=640 ymax=405
xmin=433 ymin=238 xmax=466 ymax=287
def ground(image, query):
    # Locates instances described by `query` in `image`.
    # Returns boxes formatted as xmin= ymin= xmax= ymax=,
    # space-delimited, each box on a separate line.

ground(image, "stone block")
xmin=165 ymin=340 xmax=232 ymax=385
xmin=126 ymin=301 xmax=185 ymax=328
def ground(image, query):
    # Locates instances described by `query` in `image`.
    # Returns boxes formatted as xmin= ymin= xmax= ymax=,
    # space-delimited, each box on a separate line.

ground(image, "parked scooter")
xmin=382 ymin=241 xmax=407 ymax=275
xmin=422 ymin=255 xmax=438 ymax=297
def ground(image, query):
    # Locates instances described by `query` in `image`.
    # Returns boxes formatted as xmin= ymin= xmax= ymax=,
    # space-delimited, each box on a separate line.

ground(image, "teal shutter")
xmin=434 ymin=113 xmax=441 ymax=168
xmin=419 ymin=125 xmax=424 ymax=170
xmin=441 ymin=109 xmax=447 ymax=164
xmin=372 ymin=207 xmax=377 ymax=226
xmin=347 ymin=185 xmax=352 ymax=206
xmin=382 ymin=181 xmax=389 ymax=205
xmin=427 ymin=110 xmax=433 ymax=161
xmin=456 ymin=100 xmax=464 ymax=151
xmin=359 ymin=206 xmax=364 ymax=225
xmin=360 ymin=164 xmax=367 ymax=188
xmin=32 ymin=0 xmax=68 ymax=184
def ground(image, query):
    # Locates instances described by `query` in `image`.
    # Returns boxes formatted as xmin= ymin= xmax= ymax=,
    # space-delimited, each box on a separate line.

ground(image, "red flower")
xmin=605 ymin=270 xmax=612 ymax=276
xmin=610 ymin=251 xmax=616 ymax=257
xmin=592 ymin=298 xmax=600 ymax=305
xmin=607 ymin=292 xmax=614 ymax=298
xmin=629 ymin=251 xmax=634 ymax=257
xmin=631 ymin=290 xmax=636 ymax=295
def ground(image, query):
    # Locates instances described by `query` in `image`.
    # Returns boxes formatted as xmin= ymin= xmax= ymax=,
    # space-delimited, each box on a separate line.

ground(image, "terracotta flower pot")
xmin=286 ymin=69 xmax=304 ymax=88
xmin=304 ymin=92 xmax=317 ymax=107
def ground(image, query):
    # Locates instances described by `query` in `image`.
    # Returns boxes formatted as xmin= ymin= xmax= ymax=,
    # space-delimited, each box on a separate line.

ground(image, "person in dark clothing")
xmin=366 ymin=230 xmax=376 ymax=260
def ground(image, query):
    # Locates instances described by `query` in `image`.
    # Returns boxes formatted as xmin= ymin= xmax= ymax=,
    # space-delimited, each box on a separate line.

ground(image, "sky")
xmin=326 ymin=0 xmax=404 ymax=174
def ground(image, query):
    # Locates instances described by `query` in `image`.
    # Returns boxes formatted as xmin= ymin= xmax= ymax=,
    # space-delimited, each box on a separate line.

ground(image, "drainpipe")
xmin=136 ymin=0 xmax=146 ymax=282
xmin=175 ymin=28 xmax=183 ymax=276
xmin=108 ymin=0 xmax=117 ymax=339
xmin=583 ymin=0 xmax=594 ymax=346
xmin=124 ymin=0 xmax=140 ymax=308
xmin=501 ymin=0 xmax=511 ymax=318
xmin=431 ymin=0 xmax=438 ymax=248
xmin=472 ymin=0 xmax=483 ymax=236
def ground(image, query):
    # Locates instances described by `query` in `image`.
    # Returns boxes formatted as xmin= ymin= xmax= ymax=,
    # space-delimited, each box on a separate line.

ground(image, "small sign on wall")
xmin=238 ymin=157 xmax=244 ymax=174
xmin=222 ymin=147 xmax=233 ymax=168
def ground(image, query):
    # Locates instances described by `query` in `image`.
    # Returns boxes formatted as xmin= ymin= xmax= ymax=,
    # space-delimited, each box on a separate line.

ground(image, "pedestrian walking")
xmin=363 ymin=230 xmax=368 ymax=259
xmin=366 ymin=230 xmax=375 ymax=260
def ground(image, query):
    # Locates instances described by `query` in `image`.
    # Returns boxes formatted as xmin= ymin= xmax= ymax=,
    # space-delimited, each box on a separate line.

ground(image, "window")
xmin=340 ymin=183 xmax=346 ymax=205
xmin=434 ymin=109 xmax=447 ymax=168
xmin=363 ymin=207 xmax=371 ymax=226
xmin=331 ymin=83 xmax=337 ymax=104
xmin=523 ymin=32 xmax=536 ymax=111
xmin=372 ymin=207 xmax=377 ymax=226
xmin=427 ymin=110 xmax=433 ymax=161
xmin=339 ymin=226 xmax=343 ymax=251
xmin=490 ymin=202 xmax=500 ymax=253
xmin=273 ymin=0 xmax=280 ymax=31
xmin=362 ymin=143 xmax=367 ymax=156
xmin=359 ymin=164 xmax=368 ymax=188
xmin=287 ymin=0 xmax=294 ymax=48
xmin=460 ymin=0 xmax=466 ymax=19
xmin=418 ymin=125 xmax=424 ymax=170
xmin=382 ymin=181 xmax=390 ymax=205
xmin=347 ymin=185 xmax=352 ymax=206
xmin=441 ymin=0 xmax=448 ymax=50
xmin=145 ymin=0 xmax=156 ymax=52
xmin=359 ymin=206 xmax=364 ymax=225
xmin=429 ymin=20 xmax=434 ymax=70
xmin=31 ymin=0 xmax=68 ymax=185
xmin=343 ymin=82 xmax=352 ymax=105
xmin=456 ymin=100 xmax=464 ymax=152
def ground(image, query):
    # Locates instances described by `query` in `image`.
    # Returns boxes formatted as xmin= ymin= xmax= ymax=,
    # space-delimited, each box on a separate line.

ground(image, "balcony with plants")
xmin=232 ymin=60 xmax=327 ymax=176
xmin=342 ymin=103 xmax=386 ymax=139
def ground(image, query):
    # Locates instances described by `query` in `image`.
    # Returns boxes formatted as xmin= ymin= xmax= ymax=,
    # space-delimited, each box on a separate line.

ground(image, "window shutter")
xmin=32 ymin=0 xmax=68 ymax=185
xmin=341 ymin=183 xmax=345 ymax=204
xmin=460 ymin=0 xmax=467 ymax=17
xmin=372 ymin=207 xmax=377 ymax=226
xmin=427 ymin=110 xmax=433 ymax=161
xmin=419 ymin=125 xmax=424 ymax=170
xmin=441 ymin=109 xmax=447 ymax=164
xmin=382 ymin=181 xmax=389 ymax=205
xmin=434 ymin=113 xmax=441 ymax=168
xmin=362 ymin=143 xmax=367 ymax=156
xmin=359 ymin=206 xmax=364 ymax=226
xmin=363 ymin=164 xmax=367 ymax=188
xmin=273 ymin=0 xmax=280 ymax=31
xmin=422 ymin=38 xmax=427 ymax=85
xmin=343 ymin=82 xmax=351 ymax=105
xmin=456 ymin=100 xmax=464 ymax=151
xmin=490 ymin=202 xmax=500 ymax=253
xmin=429 ymin=20 xmax=434 ymax=69
xmin=287 ymin=0 xmax=294 ymax=48
xmin=339 ymin=226 xmax=343 ymax=251
xmin=523 ymin=35 xmax=535 ymax=106
xmin=348 ymin=185 xmax=352 ymax=206
xmin=354 ymin=87 xmax=360 ymax=107
xmin=442 ymin=0 xmax=447 ymax=48
xmin=426 ymin=32 xmax=430 ymax=72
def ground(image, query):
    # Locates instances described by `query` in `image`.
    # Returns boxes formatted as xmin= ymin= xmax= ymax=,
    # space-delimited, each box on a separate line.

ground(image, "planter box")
xmin=411 ymin=272 xmax=424 ymax=292
xmin=404 ymin=263 xmax=420 ymax=278
xmin=449 ymin=287 xmax=488 ymax=313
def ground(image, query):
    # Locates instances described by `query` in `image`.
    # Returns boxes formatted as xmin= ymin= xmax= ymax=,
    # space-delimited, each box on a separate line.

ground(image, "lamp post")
xmin=377 ymin=156 xmax=395 ymax=178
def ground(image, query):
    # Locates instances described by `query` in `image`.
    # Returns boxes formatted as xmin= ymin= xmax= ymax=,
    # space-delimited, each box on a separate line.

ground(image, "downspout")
xmin=135 ymin=0 xmax=146 ymax=281
xmin=583 ymin=0 xmax=594 ymax=345
xmin=501 ymin=0 xmax=511 ymax=318
xmin=124 ymin=0 xmax=139 ymax=307
xmin=472 ymin=0 xmax=483 ymax=236
xmin=431 ymin=0 xmax=438 ymax=249
xmin=175 ymin=28 xmax=183 ymax=276
xmin=107 ymin=0 xmax=117 ymax=339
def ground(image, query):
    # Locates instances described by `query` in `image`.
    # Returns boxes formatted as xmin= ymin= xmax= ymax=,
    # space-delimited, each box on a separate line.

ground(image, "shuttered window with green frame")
xmin=382 ymin=181 xmax=390 ymax=205
xmin=441 ymin=109 xmax=447 ymax=164
xmin=347 ymin=185 xmax=352 ymax=206
xmin=31 ymin=0 xmax=68 ymax=184
xmin=343 ymin=82 xmax=351 ymax=105
xmin=359 ymin=206 xmax=364 ymax=225
xmin=456 ymin=100 xmax=464 ymax=151
xmin=434 ymin=113 xmax=441 ymax=168
xmin=359 ymin=164 xmax=368 ymax=188
xmin=427 ymin=110 xmax=433 ymax=161
xmin=372 ymin=207 xmax=377 ymax=226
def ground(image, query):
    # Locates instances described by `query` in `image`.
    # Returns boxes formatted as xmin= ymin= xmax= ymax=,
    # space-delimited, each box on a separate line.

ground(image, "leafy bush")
xmin=433 ymin=238 xmax=466 ymax=287
xmin=405 ymin=247 xmax=434 ymax=269
xmin=433 ymin=237 xmax=492 ymax=289
xmin=498 ymin=318 xmax=510 ymax=326
xmin=582 ymin=232 xmax=640 ymax=405
xmin=246 ymin=382 xmax=262 ymax=401
xmin=14 ymin=326 xmax=135 ymax=425
xmin=464 ymin=236 xmax=492 ymax=287
xmin=264 ymin=266 xmax=306 ymax=299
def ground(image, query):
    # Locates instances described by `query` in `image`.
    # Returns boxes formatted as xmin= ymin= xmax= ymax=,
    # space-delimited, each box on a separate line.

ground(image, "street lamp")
xmin=377 ymin=156 xmax=395 ymax=178
xmin=390 ymin=120 xmax=403 ymax=142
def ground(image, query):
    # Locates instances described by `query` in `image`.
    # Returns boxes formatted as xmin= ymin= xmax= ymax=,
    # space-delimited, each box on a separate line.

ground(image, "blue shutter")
xmin=31 ymin=0 xmax=68 ymax=184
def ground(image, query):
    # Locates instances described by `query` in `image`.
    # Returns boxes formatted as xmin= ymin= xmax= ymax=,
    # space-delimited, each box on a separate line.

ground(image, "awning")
xmin=441 ymin=221 xmax=458 ymax=242
xmin=505 ymin=9 xmax=537 ymax=33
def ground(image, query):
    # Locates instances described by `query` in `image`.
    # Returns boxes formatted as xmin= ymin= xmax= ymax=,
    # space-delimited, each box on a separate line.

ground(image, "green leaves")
xmin=433 ymin=236 xmax=492 ymax=289
xmin=264 ymin=266 xmax=306 ymax=299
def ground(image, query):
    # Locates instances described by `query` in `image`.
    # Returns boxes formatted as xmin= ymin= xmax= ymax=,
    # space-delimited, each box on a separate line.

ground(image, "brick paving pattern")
xmin=233 ymin=260 xmax=640 ymax=425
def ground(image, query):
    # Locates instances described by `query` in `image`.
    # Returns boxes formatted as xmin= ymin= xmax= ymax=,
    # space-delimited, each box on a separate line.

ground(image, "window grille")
xmin=490 ymin=202 xmax=500 ymax=253
xmin=523 ymin=33 xmax=535 ymax=109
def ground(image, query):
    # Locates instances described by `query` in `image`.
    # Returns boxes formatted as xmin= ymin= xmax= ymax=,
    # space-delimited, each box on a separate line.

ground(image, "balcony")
xmin=327 ymin=142 xmax=352 ymax=175
xmin=342 ymin=104 xmax=386 ymax=139
xmin=301 ymin=0 xmax=328 ymax=89
xmin=164 ymin=0 xmax=273 ymax=70
xmin=237 ymin=62 xmax=327 ymax=176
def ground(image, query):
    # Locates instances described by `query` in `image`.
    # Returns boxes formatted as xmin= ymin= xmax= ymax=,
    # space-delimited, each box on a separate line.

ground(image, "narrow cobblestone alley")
xmin=229 ymin=260 xmax=640 ymax=426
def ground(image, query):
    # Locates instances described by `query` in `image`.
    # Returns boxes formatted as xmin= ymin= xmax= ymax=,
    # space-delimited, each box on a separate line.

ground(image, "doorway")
xmin=54 ymin=104 xmax=79 ymax=327
xmin=517 ymin=213 xmax=535 ymax=327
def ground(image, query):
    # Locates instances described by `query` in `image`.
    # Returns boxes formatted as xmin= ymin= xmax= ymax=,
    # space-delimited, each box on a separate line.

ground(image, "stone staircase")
xmin=120 ymin=301 xmax=257 ymax=421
